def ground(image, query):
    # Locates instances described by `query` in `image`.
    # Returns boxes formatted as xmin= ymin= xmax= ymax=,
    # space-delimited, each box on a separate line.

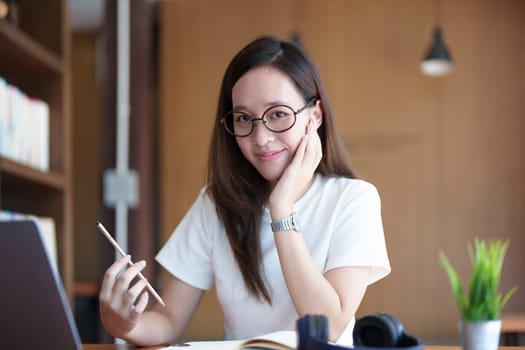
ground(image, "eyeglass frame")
xmin=220 ymin=96 xmax=318 ymax=137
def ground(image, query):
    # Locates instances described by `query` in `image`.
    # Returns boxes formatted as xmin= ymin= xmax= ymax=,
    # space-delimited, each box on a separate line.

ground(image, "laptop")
xmin=0 ymin=220 xmax=82 ymax=349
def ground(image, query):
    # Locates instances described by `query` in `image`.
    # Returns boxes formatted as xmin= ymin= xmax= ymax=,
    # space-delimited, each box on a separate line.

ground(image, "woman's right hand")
xmin=99 ymin=255 xmax=150 ymax=339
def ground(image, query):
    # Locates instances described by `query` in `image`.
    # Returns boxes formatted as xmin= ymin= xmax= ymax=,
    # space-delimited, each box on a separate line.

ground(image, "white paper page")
xmin=159 ymin=330 xmax=296 ymax=350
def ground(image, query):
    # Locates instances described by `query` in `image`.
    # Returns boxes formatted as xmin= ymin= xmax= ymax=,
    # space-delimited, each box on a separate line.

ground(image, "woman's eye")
xmin=235 ymin=114 xmax=252 ymax=123
xmin=270 ymin=109 xmax=291 ymax=119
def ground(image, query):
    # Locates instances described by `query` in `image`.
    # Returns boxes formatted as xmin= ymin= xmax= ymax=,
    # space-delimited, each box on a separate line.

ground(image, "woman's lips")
xmin=255 ymin=149 xmax=284 ymax=161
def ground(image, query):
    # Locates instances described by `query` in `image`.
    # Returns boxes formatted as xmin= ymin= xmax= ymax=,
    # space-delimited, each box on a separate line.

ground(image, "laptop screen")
xmin=0 ymin=220 xmax=82 ymax=349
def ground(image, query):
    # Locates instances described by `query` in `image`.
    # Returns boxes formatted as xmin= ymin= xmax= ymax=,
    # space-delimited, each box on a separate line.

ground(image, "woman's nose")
xmin=251 ymin=121 xmax=274 ymax=145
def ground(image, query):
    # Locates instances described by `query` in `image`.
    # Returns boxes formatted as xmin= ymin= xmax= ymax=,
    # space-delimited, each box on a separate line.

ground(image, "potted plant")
xmin=439 ymin=238 xmax=518 ymax=350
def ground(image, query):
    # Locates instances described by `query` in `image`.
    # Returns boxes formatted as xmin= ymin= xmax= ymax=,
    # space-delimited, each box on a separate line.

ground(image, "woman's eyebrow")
xmin=232 ymin=100 xmax=289 ymax=111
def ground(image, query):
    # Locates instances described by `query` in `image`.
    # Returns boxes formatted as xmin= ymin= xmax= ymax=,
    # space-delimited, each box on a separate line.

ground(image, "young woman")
xmin=99 ymin=36 xmax=390 ymax=347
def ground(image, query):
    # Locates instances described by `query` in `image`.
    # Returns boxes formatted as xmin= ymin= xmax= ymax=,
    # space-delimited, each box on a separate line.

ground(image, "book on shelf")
xmin=0 ymin=210 xmax=57 ymax=271
xmin=0 ymin=76 xmax=50 ymax=171
xmin=160 ymin=330 xmax=296 ymax=350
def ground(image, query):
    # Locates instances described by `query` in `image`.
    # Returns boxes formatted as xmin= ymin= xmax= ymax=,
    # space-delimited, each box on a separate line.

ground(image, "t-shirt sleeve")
xmin=325 ymin=180 xmax=391 ymax=285
xmin=155 ymin=189 xmax=216 ymax=290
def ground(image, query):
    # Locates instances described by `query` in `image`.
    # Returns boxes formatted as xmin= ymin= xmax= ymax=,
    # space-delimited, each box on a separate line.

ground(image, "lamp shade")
xmin=420 ymin=27 xmax=453 ymax=77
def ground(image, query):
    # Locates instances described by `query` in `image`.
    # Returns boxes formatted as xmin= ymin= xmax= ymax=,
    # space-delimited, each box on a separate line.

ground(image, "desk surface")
xmin=84 ymin=346 xmax=159 ymax=350
xmin=82 ymin=346 xmax=525 ymax=350
xmin=83 ymin=313 xmax=525 ymax=349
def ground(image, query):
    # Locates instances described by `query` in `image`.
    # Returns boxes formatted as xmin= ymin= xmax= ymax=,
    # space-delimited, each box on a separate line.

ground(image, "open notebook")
xmin=0 ymin=220 xmax=82 ymax=349
xmin=161 ymin=330 xmax=297 ymax=350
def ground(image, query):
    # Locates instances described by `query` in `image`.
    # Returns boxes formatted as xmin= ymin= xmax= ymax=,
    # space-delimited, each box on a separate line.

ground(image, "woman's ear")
xmin=312 ymin=99 xmax=323 ymax=129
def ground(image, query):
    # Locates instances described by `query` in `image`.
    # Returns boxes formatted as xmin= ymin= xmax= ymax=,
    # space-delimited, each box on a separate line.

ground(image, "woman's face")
xmin=231 ymin=65 xmax=322 ymax=187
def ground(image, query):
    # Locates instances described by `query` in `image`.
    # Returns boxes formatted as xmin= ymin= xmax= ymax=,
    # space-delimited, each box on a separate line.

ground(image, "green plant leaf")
xmin=439 ymin=251 xmax=467 ymax=317
xmin=438 ymin=238 xmax=518 ymax=321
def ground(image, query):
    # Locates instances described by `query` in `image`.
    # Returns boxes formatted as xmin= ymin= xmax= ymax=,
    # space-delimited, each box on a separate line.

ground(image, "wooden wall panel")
xmin=436 ymin=0 xmax=525 ymax=337
xmin=158 ymin=0 xmax=525 ymax=342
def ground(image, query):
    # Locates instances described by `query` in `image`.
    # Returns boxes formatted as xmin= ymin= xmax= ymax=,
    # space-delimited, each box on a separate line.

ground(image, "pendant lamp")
xmin=420 ymin=0 xmax=453 ymax=77
xmin=420 ymin=26 xmax=453 ymax=76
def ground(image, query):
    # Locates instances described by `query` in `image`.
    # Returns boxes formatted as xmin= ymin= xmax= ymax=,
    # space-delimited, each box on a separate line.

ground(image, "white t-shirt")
xmin=156 ymin=175 xmax=391 ymax=345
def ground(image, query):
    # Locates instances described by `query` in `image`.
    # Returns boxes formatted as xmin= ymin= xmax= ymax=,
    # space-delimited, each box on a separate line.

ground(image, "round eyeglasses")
xmin=221 ymin=97 xmax=317 ymax=137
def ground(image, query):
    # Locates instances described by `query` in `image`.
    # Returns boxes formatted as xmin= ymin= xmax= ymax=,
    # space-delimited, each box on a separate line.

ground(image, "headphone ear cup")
xmin=353 ymin=313 xmax=404 ymax=347
xmin=297 ymin=314 xmax=329 ymax=349
xmin=377 ymin=313 xmax=404 ymax=345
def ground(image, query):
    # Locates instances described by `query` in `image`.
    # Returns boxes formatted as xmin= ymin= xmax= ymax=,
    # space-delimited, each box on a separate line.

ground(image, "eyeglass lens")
xmin=225 ymin=105 xmax=296 ymax=137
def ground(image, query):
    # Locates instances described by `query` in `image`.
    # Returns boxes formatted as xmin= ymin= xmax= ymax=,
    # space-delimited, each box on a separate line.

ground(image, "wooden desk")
xmin=80 ymin=314 xmax=525 ymax=348
xmin=81 ymin=346 xmax=525 ymax=350
xmin=501 ymin=312 xmax=525 ymax=346
xmin=83 ymin=313 xmax=525 ymax=349
xmin=84 ymin=346 xmax=161 ymax=350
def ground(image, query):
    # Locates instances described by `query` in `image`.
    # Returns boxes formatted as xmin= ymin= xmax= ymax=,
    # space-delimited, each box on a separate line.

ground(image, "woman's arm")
xmin=99 ymin=255 xmax=204 ymax=346
xmin=269 ymin=117 xmax=372 ymax=341
xmin=273 ymin=230 xmax=371 ymax=341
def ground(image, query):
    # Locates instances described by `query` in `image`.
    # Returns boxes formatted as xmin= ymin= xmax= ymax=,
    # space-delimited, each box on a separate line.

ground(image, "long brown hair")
xmin=207 ymin=36 xmax=354 ymax=303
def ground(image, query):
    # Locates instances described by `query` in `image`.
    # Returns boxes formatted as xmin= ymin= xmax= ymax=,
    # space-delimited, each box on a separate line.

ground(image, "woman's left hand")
xmin=269 ymin=118 xmax=322 ymax=215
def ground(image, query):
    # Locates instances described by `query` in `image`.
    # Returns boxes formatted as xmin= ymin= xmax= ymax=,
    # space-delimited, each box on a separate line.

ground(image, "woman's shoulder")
xmin=184 ymin=185 xmax=217 ymax=213
xmin=318 ymin=175 xmax=379 ymax=195
xmin=313 ymin=176 xmax=381 ymax=208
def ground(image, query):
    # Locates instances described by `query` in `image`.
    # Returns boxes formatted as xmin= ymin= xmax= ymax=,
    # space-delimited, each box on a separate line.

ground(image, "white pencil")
xmin=96 ymin=221 xmax=166 ymax=307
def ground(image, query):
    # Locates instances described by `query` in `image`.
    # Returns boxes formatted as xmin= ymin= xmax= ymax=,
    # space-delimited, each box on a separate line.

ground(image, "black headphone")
xmin=297 ymin=313 xmax=423 ymax=350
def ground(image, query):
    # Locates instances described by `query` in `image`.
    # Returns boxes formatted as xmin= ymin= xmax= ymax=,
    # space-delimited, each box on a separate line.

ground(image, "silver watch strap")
xmin=271 ymin=212 xmax=300 ymax=232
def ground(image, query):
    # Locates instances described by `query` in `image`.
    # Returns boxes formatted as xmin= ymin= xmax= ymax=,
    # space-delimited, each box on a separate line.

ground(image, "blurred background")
xmin=2 ymin=0 xmax=524 ymax=346
xmin=70 ymin=0 xmax=525 ymax=344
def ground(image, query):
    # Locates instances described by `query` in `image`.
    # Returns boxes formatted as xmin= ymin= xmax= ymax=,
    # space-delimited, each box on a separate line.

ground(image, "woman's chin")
xmin=259 ymin=170 xmax=284 ymax=185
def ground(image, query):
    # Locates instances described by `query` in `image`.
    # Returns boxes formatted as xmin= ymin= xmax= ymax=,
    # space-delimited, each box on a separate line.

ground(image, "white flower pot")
xmin=459 ymin=320 xmax=502 ymax=350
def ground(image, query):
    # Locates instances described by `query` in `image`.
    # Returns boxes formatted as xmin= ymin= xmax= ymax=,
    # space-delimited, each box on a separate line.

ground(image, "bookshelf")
xmin=0 ymin=0 xmax=72 ymax=299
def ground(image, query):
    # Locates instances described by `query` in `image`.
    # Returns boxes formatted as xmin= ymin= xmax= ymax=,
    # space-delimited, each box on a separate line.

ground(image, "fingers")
xmin=133 ymin=291 xmax=150 ymax=317
xmin=297 ymin=119 xmax=322 ymax=169
xmin=100 ymin=255 xmax=148 ymax=309
xmin=290 ymin=133 xmax=308 ymax=168
xmin=305 ymin=118 xmax=323 ymax=166
xmin=285 ymin=119 xmax=321 ymax=181
xmin=112 ymin=260 xmax=147 ymax=296
xmin=269 ymin=117 xmax=322 ymax=208
xmin=100 ymin=255 xmax=131 ymax=302
xmin=99 ymin=257 xmax=149 ymax=337
xmin=122 ymin=275 xmax=148 ymax=309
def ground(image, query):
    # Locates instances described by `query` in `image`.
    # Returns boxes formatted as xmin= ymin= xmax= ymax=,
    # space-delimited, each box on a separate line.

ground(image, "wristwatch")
xmin=271 ymin=212 xmax=301 ymax=233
